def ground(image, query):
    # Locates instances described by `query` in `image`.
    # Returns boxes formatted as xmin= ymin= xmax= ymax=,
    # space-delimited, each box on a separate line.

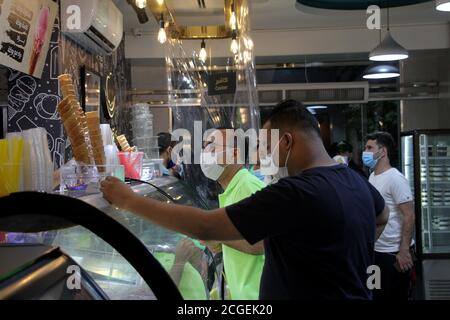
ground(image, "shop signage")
xmin=0 ymin=0 xmax=58 ymax=78
xmin=207 ymin=72 xmax=236 ymax=96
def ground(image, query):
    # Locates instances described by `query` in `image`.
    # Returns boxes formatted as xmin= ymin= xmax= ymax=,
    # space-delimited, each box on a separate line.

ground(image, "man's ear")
xmin=284 ymin=132 xmax=294 ymax=149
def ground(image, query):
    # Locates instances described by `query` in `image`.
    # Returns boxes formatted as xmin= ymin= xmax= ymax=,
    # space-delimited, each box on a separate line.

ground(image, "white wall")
xmin=125 ymin=23 xmax=450 ymax=59
xmin=130 ymin=65 xmax=171 ymax=134
xmin=400 ymin=49 xmax=450 ymax=132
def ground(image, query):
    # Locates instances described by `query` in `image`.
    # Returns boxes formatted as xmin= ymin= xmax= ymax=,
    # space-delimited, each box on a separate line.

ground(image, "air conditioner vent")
xmin=257 ymin=82 xmax=369 ymax=105
xmin=427 ymin=280 xmax=450 ymax=300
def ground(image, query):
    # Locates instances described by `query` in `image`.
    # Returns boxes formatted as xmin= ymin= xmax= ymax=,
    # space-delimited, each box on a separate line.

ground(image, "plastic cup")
xmin=118 ymin=152 xmax=144 ymax=180
xmin=60 ymin=164 xmax=125 ymax=197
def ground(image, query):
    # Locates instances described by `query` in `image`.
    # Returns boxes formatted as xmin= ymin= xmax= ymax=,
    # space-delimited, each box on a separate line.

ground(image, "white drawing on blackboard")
xmin=15 ymin=114 xmax=38 ymax=131
xmin=46 ymin=131 xmax=54 ymax=153
xmin=49 ymin=17 xmax=60 ymax=45
xmin=53 ymin=137 xmax=65 ymax=169
xmin=8 ymin=75 xmax=37 ymax=120
xmin=8 ymin=68 xmax=21 ymax=82
xmin=49 ymin=44 xmax=58 ymax=79
xmin=33 ymin=93 xmax=60 ymax=120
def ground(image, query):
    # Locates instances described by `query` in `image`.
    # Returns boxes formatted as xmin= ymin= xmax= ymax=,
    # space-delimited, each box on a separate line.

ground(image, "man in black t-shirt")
xmin=101 ymin=100 xmax=389 ymax=300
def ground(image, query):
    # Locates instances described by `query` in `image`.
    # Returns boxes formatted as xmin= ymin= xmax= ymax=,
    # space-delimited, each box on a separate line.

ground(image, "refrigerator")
xmin=401 ymin=129 xmax=450 ymax=300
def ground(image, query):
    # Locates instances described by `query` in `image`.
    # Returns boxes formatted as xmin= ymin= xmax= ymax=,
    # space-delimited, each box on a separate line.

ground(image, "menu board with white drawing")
xmin=0 ymin=0 xmax=57 ymax=78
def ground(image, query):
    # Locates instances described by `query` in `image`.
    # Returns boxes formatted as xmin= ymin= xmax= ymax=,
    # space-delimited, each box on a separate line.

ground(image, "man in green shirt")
xmin=200 ymin=128 xmax=265 ymax=300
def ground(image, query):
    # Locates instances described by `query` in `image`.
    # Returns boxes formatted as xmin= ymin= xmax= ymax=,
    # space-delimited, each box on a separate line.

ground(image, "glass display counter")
xmin=1 ymin=177 xmax=219 ymax=300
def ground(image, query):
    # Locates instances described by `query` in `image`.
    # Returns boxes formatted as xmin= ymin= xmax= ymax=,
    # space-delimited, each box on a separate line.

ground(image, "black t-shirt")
xmin=226 ymin=164 xmax=385 ymax=300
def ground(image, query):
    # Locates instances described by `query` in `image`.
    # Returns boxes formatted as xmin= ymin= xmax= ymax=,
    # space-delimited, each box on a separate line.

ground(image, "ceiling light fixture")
xmin=363 ymin=64 xmax=400 ymax=79
xmin=369 ymin=7 xmax=408 ymax=61
xmin=230 ymin=31 xmax=238 ymax=54
xmin=135 ymin=0 xmax=146 ymax=9
xmin=158 ymin=15 xmax=167 ymax=44
xmin=307 ymin=105 xmax=328 ymax=110
xmin=436 ymin=0 xmax=450 ymax=11
xmin=199 ymin=39 xmax=207 ymax=63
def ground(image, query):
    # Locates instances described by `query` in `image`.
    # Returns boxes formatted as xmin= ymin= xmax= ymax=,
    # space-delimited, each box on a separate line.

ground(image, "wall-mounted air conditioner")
xmin=61 ymin=0 xmax=123 ymax=55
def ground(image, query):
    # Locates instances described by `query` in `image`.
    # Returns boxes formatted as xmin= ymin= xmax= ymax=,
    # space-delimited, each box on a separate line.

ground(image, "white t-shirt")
xmin=333 ymin=155 xmax=348 ymax=165
xmin=369 ymin=168 xmax=414 ymax=253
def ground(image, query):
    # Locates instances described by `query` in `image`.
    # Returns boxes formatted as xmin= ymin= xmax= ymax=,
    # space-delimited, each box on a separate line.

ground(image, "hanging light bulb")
xmin=199 ymin=39 xmax=207 ymax=63
xmin=436 ymin=0 xmax=450 ymax=11
xmin=135 ymin=0 xmax=147 ymax=9
xmin=230 ymin=12 xmax=237 ymax=30
xmin=246 ymin=37 xmax=254 ymax=50
xmin=243 ymin=50 xmax=251 ymax=64
xmin=230 ymin=31 xmax=238 ymax=54
xmin=158 ymin=16 xmax=167 ymax=44
xmin=157 ymin=0 xmax=165 ymax=5
xmin=230 ymin=2 xmax=237 ymax=30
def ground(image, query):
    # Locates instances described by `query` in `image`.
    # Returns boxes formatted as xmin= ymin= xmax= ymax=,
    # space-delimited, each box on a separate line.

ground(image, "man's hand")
xmin=171 ymin=239 xmax=208 ymax=284
xmin=100 ymin=176 xmax=136 ymax=209
xmin=174 ymin=238 xmax=203 ymax=264
xmin=396 ymin=249 xmax=414 ymax=272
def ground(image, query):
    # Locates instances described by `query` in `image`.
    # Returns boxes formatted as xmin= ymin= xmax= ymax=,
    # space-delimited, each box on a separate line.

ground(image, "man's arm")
xmin=376 ymin=205 xmax=389 ymax=240
xmin=101 ymin=177 xmax=243 ymax=241
xmin=396 ymin=201 xmax=415 ymax=272
xmin=222 ymin=240 xmax=264 ymax=255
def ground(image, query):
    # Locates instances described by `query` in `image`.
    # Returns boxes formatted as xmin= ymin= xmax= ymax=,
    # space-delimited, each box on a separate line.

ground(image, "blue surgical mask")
xmin=252 ymin=169 xmax=266 ymax=182
xmin=362 ymin=151 xmax=378 ymax=169
xmin=161 ymin=166 xmax=170 ymax=176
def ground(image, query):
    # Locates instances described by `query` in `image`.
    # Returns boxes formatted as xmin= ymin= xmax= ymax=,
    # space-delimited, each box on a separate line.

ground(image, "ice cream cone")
xmin=29 ymin=6 xmax=50 ymax=75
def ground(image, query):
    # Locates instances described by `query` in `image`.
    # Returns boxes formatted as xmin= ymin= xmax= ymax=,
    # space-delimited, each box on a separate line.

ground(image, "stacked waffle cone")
xmin=117 ymin=135 xmax=136 ymax=152
xmin=56 ymin=74 xmax=95 ymax=165
xmin=86 ymin=111 xmax=106 ymax=171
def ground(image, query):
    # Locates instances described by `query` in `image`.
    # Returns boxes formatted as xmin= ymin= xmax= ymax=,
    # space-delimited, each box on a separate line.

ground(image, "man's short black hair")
xmin=265 ymin=99 xmax=321 ymax=137
xmin=366 ymin=131 xmax=395 ymax=159
xmin=158 ymin=132 xmax=176 ymax=153
xmin=337 ymin=140 xmax=353 ymax=154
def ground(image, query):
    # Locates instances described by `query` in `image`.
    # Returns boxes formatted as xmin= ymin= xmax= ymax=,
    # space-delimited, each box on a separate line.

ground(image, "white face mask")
xmin=200 ymin=150 xmax=228 ymax=181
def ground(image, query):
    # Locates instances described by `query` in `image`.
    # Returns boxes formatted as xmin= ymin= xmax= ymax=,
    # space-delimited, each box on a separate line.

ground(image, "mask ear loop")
xmin=283 ymin=133 xmax=293 ymax=168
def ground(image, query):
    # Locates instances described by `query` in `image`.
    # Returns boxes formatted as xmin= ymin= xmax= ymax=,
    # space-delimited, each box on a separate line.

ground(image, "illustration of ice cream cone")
xmin=28 ymin=6 xmax=49 ymax=75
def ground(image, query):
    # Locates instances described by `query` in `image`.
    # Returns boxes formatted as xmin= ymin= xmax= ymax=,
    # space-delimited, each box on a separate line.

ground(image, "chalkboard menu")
xmin=207 ymin=72 xmax=237 ymax=96
xmin=7 ymin=13 xmax=63 ymax=168
xmin=0 ymin=0 xmax=57 ymax=78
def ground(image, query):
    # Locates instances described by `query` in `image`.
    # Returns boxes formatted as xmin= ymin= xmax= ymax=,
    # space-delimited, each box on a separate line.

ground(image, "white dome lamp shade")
xmin=369 ymin=32 xmax=409 ymax=61
xmin=436 ymin=0 xmax=450 ymax=11
xmin=369 ymin=6 xmax=408 ymax=62
xmin=363 ymin=64 xmax=400 ymax=80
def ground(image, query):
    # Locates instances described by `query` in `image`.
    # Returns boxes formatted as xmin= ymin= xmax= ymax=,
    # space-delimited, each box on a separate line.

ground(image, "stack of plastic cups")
xmin=6 ymin=128 xmax=53 ymax=193
xmin=100 ymin=124 xmax=121 ymax=168
xmin=130 ymin=103 xmax=160 ymax=159
xmin=0 ymin=137 xmax=23 ymax=196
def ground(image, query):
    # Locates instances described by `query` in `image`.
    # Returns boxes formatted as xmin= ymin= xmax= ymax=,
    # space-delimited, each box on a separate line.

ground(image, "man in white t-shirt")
xmin=363 ymin=131 xmax=415 ymax=300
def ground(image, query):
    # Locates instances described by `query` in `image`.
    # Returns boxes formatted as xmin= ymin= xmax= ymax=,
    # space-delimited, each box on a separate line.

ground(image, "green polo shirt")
xmin=219 ymin=168 xmax=265 ymax=300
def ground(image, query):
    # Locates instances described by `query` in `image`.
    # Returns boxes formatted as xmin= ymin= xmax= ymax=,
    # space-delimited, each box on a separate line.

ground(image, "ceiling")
xmin=297 ymin=0 xmax=430 ymax=10
xmin=115 ymin=0 xmax=450 ymax=33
